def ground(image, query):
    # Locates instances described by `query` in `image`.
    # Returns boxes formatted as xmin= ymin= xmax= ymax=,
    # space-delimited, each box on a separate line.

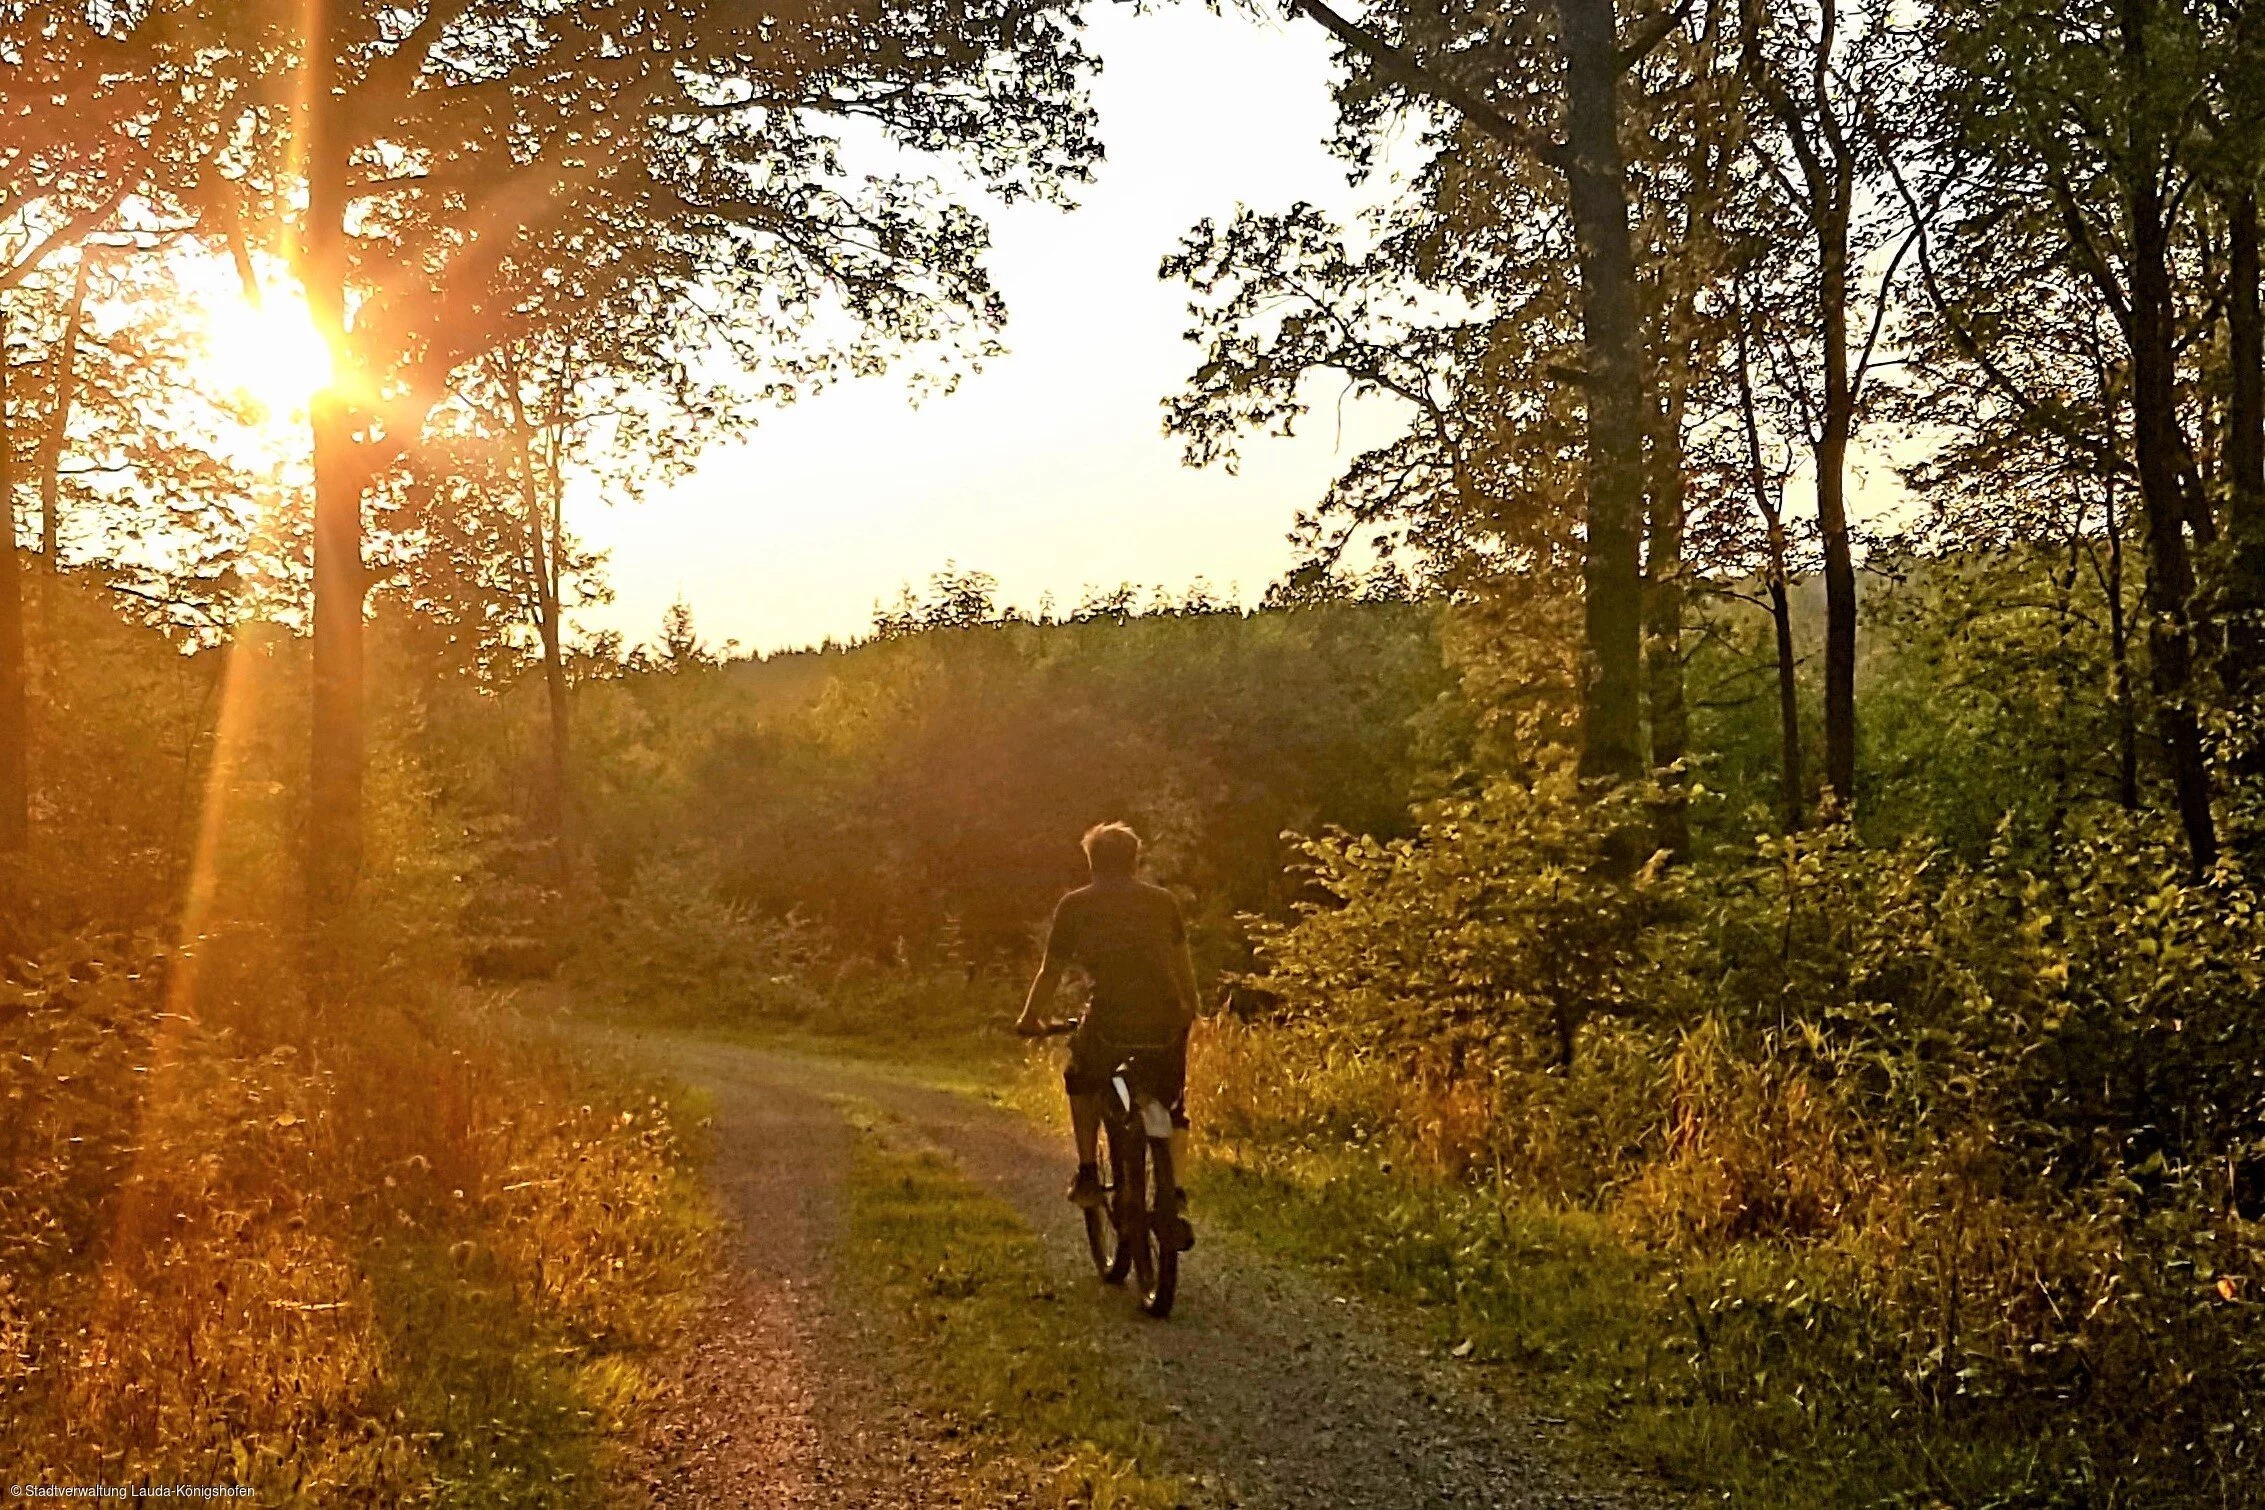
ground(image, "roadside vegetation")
xmin=0 ymin=592 xmax=713 ymax=1500
xmin=559 ymin=549 xmax=2265 ymax=1507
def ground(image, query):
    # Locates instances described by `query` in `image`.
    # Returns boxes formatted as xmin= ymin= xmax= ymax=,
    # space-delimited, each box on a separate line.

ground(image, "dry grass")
xmin=1619 ymin=1016 xmax=1873 ymax=1249
xmin=0 ymin=926 xmax=713 ymax=1501
xmin=1175 ymin=1010 xmax=2265 ymax=1506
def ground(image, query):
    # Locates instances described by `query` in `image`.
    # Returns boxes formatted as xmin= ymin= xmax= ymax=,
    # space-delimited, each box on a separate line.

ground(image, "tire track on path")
xmin=613 ymin=1043 xmax=1030 ymax=1508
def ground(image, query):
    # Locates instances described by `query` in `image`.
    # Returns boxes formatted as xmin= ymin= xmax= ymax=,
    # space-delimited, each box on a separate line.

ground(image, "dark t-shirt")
xmin=1040 ymin=877 xmax=1189 ymax=1045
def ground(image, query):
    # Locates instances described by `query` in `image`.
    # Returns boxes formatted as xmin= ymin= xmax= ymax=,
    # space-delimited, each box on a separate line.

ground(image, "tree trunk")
xmin=1736 ymin=282 xmax=1804 ymax=829
xmin=541 ymin=445 xmax=570 ymax=860
xmin=2234 ymin=192 xmax=2265 ymax=513
xmin=1739 ymin=0 xmax=1860 ymax=811
xmin=540 ymin=591 xmax=568 ymax=856
xmin=303 ymin=5 xmax=366 ymax=908
xmin=504 ymin=359 xmax=570 ymax=856
xmin=522 ymin=432 xmax=568 ymax=850
xmin=1815 ymin=221 xmax=1859 ymax=810
xmin=1767 ymin=525 xmax=1805 ymax=831
xmin=2123 ymin=4 xmax=2215 ymax=874
xmin=2048 ymin=530 xmax=2082 ymax=840
xmin=2225 ymin=190 xmax=2265 ymax=702
xmin=307 ymin=394 xmax=365 ymax=905
xmin=0 ymin=309 xmax=27 ymax=853
xmin=1645 ymin=362 xmax=1689 ymax=858
xmin=2103 ymin=471 xmax=2140 ymax=811
xmin=1558 ymin=0 xmax=1648 ymax=786
xmin=539 ymin=649 xmax=569 ymax=886
xmin=36 ymin=252 xmax=90 ymax=597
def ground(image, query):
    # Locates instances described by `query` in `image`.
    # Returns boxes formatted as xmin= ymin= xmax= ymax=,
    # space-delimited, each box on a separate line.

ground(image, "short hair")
xmin=1081 ymin=822 xmax=1141 ymax=877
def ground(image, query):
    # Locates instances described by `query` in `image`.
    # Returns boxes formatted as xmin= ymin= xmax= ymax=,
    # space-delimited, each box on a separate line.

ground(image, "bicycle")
xmin=1028 ymin=1018 xmax=1182 ymax=1318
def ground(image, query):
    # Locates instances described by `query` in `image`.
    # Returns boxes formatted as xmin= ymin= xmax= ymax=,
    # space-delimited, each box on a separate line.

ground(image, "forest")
xmin=6 ymin=0 xmax=2265 ymax=1506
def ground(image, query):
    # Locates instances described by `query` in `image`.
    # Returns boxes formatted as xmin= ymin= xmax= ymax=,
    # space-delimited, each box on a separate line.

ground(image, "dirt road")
xmin=605 ymin=1031 xmax=1672 ymax=1510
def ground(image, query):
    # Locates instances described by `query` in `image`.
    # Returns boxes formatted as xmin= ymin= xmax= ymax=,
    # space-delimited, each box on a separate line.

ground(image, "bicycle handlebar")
xmin=1016 ymin=1017 xmax=1081 ymax=1039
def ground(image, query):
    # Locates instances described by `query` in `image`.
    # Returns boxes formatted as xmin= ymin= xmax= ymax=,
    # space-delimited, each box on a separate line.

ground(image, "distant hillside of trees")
xmin=525 ymin=573 xmax=1460 ymax=980
xmin=528 ymin=533 xmax=2144 ymax=988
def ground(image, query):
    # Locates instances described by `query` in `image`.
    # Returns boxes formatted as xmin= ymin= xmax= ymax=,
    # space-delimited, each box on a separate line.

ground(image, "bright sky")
xmin=570 ymin=4 xmax=1412 ymax=655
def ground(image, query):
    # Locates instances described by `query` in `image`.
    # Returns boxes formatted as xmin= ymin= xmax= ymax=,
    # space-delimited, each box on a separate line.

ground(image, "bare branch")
xmin=1290 ymin=0 xmax=1571 ymax=171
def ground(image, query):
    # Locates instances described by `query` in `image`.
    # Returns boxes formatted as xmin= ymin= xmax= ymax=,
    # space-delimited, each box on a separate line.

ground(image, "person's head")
xmin=1081 ymin=821 xmax=1141 ymax=880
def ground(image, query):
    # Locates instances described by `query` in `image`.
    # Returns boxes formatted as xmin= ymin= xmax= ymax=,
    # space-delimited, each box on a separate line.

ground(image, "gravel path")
xmin=605 ymin=1030 xmax=1676 ymax=1510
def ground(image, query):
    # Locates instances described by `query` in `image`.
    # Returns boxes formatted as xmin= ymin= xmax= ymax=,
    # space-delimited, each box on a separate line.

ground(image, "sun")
xmin=201 ymin=290 xmax=337 ymax=422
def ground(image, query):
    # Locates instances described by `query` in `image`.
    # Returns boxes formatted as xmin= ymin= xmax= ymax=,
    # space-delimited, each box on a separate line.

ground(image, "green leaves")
xmin=1248 ymin=761 xmax=1682 ymax=1073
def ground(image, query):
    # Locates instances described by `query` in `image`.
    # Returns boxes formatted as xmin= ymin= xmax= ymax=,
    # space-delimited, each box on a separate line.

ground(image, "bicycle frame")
xmin=1028 ymin=1017 xmax=1181 ymax=1317
xmin=1110 ymin=1066 xmax=1177 ymax=1139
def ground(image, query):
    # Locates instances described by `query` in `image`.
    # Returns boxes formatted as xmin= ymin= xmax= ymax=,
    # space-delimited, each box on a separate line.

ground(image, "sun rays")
xmin=199 ymin=286 xmax=337 ymax=425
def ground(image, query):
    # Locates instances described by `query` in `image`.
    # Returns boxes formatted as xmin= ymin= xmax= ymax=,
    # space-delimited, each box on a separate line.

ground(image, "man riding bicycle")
xmin=1014 ymin=821 xmax=1198 ymax=1250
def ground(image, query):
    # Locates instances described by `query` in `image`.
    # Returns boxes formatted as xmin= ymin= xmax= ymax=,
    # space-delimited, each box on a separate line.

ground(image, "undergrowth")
xmin=0 ymin=927 xmax=714 ymax=1503
xmin=563 ymin=855 xmax=1022 ymax=1055
xmin=1184 ymin=1139 xmax=2035 ymax=1507
xmin=1184 ymin=1001 xmax=2265 ymax=1508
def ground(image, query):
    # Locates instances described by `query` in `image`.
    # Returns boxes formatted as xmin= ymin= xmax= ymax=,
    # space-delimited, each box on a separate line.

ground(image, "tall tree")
xmin=1278 ymin=0 xmax=1696 ymax=784
xmin=1630 ymin=1 xmax=1746 ymax=853
xmin=1728 ymin=270 xmax=1810 ymax=829
xmin=2212 ymin=17 xmax=2265 ymax=780
xmin=0 ymin=0 xmax=271 ymax=850
xmin=1555 ymin=0 xmax=1650 ymax=782
xmin=1734 ymin=0 xmax=1918 ymax=809
xmin=34 ymin=250 xmax=90 ymax=597
xmin=183 ymin=0 xmax=1101 ymax=906
xmin=1163 ymin=203 xmax=1573 ymax=595
xmin=1895 ymin=209 xmax=2149 ymax=821
xmin=1928 ymin=0 xmax=2230 ymax=873
xmin=397 ymin=296 xmax=743 ymax=856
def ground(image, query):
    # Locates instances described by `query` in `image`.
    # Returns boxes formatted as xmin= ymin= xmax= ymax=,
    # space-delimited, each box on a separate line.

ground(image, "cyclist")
xmin=1013 ymin=821 xmax=1198 ymax=1249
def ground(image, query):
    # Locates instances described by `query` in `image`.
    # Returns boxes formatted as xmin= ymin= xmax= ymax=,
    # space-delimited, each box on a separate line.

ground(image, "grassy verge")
xmin=361 ymin=1234 xmax=611 ymax=1505
xmin=367 ymin=1019 xmax=719 ymax=1506
xmin=0 ymin=947 xmax=717 ymax=1504
xmin=837 ymin=1106 xmax=1208 ymax=1510
xmin=1186 ymin=1143 xmax=2079 ymax=1508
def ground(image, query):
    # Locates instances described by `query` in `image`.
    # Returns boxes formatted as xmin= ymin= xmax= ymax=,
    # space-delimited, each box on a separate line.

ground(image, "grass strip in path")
xmin=839 ymin=1104 xmax=1210 ymax=1510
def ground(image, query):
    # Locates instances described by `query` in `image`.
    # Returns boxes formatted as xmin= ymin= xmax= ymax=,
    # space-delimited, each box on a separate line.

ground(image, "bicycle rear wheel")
xmin=1085 ymin=1120 xmax=1134 ymax=1284
xmin=1138 ymin=1134 xmax=1178 ymax=1319
xmin=1121 ymin=1125 xmax=1156 ymax=1303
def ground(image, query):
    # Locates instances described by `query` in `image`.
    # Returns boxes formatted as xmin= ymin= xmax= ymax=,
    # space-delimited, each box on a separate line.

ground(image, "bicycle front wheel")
xmin=1086 ymin=1119 xmax=1135 ymax=1284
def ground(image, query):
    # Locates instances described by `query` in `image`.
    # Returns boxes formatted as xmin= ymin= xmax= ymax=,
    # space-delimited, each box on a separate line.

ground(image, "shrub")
xmin=1203 ymin=782 xmax=2265 ymax=1502
xmin=571 ymin=855 xmax=827 ymax=1027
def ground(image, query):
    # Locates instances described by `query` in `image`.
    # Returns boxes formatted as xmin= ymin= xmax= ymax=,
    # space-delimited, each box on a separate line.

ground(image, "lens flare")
xmin=202 ymin=291 xmax=335 ymax=421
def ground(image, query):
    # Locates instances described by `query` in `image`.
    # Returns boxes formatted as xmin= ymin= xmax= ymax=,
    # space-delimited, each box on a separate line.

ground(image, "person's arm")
xmin=1014 ymin=900 xmax=1072 ymax=1035
xmin=1015 ymin=959 xmax=1066 ymax=1035
xmin=1167 ymin=900 xmax=1200 ymax=1030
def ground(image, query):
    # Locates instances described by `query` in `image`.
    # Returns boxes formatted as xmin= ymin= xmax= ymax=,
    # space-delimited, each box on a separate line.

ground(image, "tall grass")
xmin=0 ymin=591 xmax=716 ymax=1499
xmin=0 ymin=922 xmax=712 ymax=1499
xmin=1185 ymin=1008 xmax=2265 ymax=1507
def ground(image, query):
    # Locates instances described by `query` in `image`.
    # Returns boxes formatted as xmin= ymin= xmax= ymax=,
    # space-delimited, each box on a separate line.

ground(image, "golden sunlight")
xmin=200 ymin=289 xmax=335 ymax=422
